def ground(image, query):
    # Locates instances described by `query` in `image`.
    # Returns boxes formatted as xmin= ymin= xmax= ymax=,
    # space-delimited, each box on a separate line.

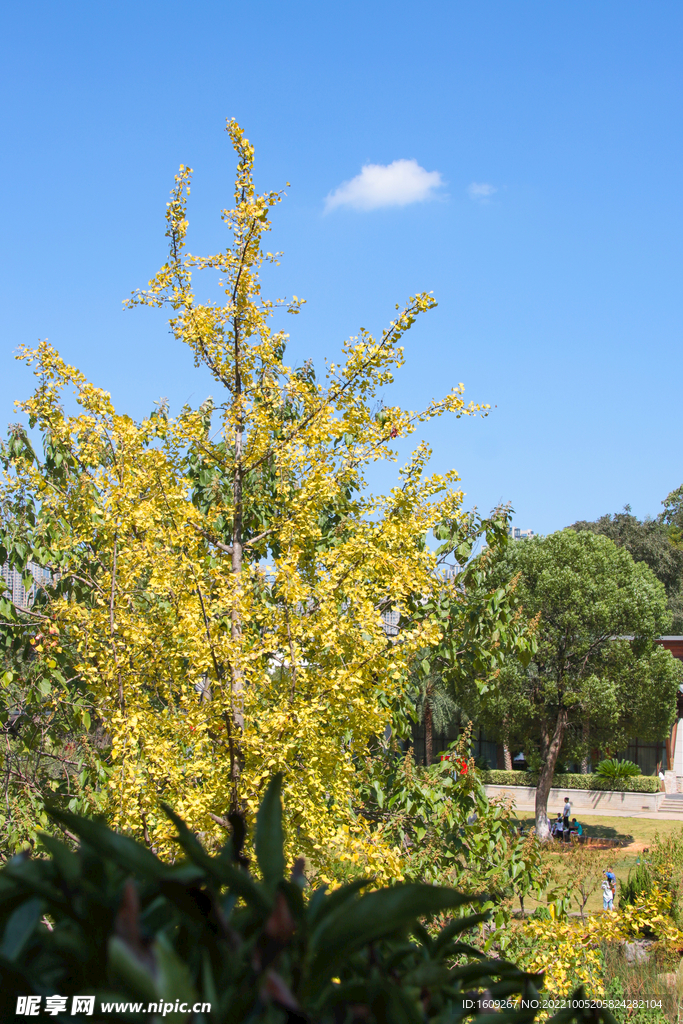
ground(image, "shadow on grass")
xmin=582 ymin=821 xmax=634 ymax=845
xmin=514 ymin=816 xmax=634 ymax=846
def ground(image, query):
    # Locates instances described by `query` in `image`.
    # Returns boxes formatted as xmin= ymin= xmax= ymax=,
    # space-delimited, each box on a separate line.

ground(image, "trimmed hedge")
xmin=480 ymin=769 xmax=660 ymax=793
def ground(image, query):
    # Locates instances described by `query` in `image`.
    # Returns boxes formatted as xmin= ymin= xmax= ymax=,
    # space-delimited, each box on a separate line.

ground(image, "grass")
xmin=602 ymin=942 xmax=677 ymax=1023
xmin=515 ymin=813 xmax=683 ymax=849
xmin=512 ymin=815 xmax=683 ymax=916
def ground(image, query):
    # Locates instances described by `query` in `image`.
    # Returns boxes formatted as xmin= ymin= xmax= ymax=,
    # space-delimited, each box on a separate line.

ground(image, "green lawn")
xmin=512 ymin=814 xmax=683 ymax=916
xmin=515 ymin=812 xmax=683 ymax=849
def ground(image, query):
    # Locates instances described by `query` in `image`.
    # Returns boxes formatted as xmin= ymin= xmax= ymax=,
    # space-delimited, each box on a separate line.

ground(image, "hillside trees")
xmin=662 ymin=483 xmax=683 ymax=549
xmin=449 ymin=530 xmax=682 ymax=838
xmin=571 ymin=495 xmax=683 ymax=632
xmin=0 ymin=121 xmax=520 ymax=868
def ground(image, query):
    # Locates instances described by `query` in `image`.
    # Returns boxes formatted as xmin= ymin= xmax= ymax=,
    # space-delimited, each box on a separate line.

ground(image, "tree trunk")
xmin=424 ymin=701 xmax=433 ymax=766
xmin=230 ymin=328 xmax=245 ymax=812
xmin=580 ymin=716 xmax=590 ymax=773
xmin=502 ymin=717 xmax=512 ymax=770
xmin=535 ymin=708 xmax=568 ymax=840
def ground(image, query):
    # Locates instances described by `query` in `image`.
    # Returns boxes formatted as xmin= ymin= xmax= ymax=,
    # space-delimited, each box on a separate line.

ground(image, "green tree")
xmin=661 ymin=483 xmax=683 ymax=549
xmin=451 ymin=530 xmax=682 ymax=839
xmin=0 ymin=438 xmax=108 ymax=854
xmin=409 ymin=508 xmax=536 ymax=766
xmin=571 ymin=500 xmax=683 ymax=632
xmin=406 ymin=506 xmax=534 ymax=765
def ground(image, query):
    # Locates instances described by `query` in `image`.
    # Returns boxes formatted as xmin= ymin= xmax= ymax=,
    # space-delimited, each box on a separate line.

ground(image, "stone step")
xmin=660 ymin=798 xmax=683 ymax=812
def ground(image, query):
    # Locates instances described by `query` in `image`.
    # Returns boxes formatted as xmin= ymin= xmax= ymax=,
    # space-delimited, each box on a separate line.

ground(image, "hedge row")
xmin=479 ymin=769 xmax=661 ymax=793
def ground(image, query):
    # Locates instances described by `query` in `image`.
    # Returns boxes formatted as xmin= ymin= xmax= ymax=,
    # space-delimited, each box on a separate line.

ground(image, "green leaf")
xmin=255 ymin=773 xmax=285 ymax=888
xmin=49 ymin=807 xmax=168 ymax=881
xmin=432 ymin=911 xmax=490 ymax=955
xmin=3 ymin=858 xmax=66 ymax=908
xmin=107 ymin=935 xmax=158 ymax=1002
xmin=370 ymin=979 xmax=424 ymax=1024
xmin=161 ymin=803 xmax=269 ymax=912
xmin=306 ymin=878 xmax=370 ymax=928
xmin=37 ymin=833 xmax=81 ymax=887
xmin=0 ymin=897 xmax=42 ymax=961
xmin=308 ymin=884 xmax=478 ymax=982
xmin=154 ymin=932 xmax=198 ymax=1008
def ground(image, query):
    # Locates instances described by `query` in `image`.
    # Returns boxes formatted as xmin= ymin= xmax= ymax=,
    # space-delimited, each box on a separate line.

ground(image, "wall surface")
xmin=484 ymin=784 xmax=665 ymax=814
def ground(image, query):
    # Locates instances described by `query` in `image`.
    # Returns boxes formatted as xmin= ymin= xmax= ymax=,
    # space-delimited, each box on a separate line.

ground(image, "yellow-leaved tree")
xmin=2 ymin=122 xmax=486 ymax=871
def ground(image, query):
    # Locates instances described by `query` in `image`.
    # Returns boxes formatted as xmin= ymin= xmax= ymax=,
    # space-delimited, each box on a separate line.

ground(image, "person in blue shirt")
xmin=601 ymin=876 xmax=614 ymax=911
xmin=571 ymin=818 xmax=582 ymax=837
xmin=605 ymin=868 xmax=616 ymax=902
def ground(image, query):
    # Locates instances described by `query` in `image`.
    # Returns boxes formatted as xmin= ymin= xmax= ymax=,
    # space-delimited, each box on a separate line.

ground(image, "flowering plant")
xmin=510 ymin=882 xmax=683 ymax=997
xmin=438 ymin=751 xmax=469 ymax=774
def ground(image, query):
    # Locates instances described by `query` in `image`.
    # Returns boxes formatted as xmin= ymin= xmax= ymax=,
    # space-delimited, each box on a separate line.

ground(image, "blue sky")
xmin=1 ymin=1 xmax=682 ymax=534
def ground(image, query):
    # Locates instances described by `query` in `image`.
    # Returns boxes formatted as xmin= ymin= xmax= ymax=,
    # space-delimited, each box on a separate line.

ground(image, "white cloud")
xmin=468 ymin=182 xmax=497 ymax=202
xmin=325 ymin=159 xmax=444 ymax=212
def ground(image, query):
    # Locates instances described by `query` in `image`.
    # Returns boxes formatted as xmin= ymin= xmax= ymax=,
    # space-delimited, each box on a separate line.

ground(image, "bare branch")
xmin=190 ymin=523 xmax=234 ymax=556
xmin=243 ymin=528 xmax=275 ymax=549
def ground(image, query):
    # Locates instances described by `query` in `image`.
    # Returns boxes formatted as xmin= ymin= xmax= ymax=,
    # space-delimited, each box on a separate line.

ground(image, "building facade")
xmin=662 ymin=637 xmax=683 ymax=774
xmin=508 ymin=527 xmax=535 ymax=541
xmin=1 ymin=562 xmax=51 ymax=610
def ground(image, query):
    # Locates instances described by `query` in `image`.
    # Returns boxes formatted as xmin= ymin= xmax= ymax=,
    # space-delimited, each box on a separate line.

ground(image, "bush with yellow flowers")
xmin=508 ymin=883 xmax=683 ymax=999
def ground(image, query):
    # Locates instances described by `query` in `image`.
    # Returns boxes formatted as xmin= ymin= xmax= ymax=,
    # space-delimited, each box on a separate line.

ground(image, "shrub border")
xmin=479 ymin=769 xmax=660 ymax=794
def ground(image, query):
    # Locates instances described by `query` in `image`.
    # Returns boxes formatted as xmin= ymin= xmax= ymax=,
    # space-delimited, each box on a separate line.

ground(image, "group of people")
xmin=548 ymin=798 xmax=617 ymax=910
xmin=549 ymin=797 xmax=582 ymax=842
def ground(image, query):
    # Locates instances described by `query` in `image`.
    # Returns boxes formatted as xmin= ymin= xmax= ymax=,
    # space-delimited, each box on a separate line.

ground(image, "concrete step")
xmin=660 ymin=798 xmax=683 ymax=812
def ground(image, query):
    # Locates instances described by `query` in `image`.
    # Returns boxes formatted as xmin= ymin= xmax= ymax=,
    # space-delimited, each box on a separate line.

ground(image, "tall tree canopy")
xmin=450 ymin=530 xmax=681 ymax=838
xmin=0 ymin=121 xmax=516 ymax=869
xmin=662 ymin=484 xmax=683 ymax=549
xmin=571 ymin=492 xmax=683 ymax=632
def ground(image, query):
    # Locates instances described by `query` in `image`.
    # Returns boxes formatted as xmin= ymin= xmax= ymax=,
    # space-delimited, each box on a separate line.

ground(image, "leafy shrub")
xmin=480 ymin=770 xmax=660 ymax=793
xmin=636 ymin=827 xmax=683 ymax=929
xmin=620 ymin=863 xmax=654 ymax=908
xmin=594 ymin=758 xmax=641 ymax=780
xmin=0 ymin=773 xmax=612 ymax=1023
xmin=357 ymin=742 xmax=560 ymax=926
xmin=508 ymin=884 xmax=683 ymax=1002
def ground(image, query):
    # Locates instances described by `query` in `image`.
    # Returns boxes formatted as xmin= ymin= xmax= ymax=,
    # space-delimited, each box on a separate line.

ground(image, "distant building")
xmin=508 ymin=527 xmax=535 ymax=541
xmin=381 ymin=608 xmax=400 ymax=637
xmin=0 ymin=562 xmax=51 ymax=610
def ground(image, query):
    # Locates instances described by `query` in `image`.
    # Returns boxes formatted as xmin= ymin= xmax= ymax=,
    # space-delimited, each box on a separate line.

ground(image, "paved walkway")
xmin=510 ymin=803 xmax=683 ymax=821
xmin=579 ymin=808 xmax=683 ymax=820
